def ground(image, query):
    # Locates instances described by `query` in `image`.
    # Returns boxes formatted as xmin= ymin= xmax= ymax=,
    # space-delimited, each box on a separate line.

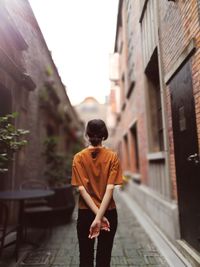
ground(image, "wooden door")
xmin=170 ymin=61 xmax=200 ymax=252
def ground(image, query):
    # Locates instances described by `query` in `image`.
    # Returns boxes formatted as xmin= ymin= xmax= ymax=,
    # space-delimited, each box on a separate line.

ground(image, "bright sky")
xmin=29 ymin=0 xmax=119 ymax=105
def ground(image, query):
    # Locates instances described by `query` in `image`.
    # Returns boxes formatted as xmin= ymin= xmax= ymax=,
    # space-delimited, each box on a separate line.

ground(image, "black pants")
xmin=77 ymin=209 xmax=118 ymax=267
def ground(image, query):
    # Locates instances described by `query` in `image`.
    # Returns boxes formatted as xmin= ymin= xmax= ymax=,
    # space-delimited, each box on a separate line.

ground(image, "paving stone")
xmin=124 ymin=248 xmax=141 ymax=257
xmin=144 ymin=254 xmax=165 ymax=265
xmin=126 ymin=256 xmax=146 ymax=266
xmin=1 ymin=191 xmax=170 ymax=267
xmin=52 ymin=255 xmax=72 ymax=264
xmin=70 ymin=256 xmax=80 ymax=265
xmin=111 ymin=256 xmax=129 ymax=265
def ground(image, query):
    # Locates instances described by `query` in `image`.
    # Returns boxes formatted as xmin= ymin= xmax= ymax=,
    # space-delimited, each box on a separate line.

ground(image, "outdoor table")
xmin=0 ymin=189 xmax=54 ymax=259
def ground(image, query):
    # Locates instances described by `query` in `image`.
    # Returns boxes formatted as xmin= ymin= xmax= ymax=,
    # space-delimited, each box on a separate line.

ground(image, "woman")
xmin=71 ymin=119 xmax=123 ymax=267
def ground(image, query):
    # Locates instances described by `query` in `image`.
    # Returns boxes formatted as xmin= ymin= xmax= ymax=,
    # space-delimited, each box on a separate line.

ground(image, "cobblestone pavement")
xmin=0 ymin=190 xmax=169 ymax=267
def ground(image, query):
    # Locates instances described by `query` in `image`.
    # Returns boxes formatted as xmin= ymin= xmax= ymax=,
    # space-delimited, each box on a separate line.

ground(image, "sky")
xmin=29 ymin=0 xmax=119 ymax=105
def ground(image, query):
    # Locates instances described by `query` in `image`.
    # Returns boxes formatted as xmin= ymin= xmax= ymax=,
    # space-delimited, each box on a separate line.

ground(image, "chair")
xmin=19 ymin=179 xmax=53 ymax=238
xmin=20 ymin=179 xmax=49 ymax=190
xmin=0 ymin=201 xmax=19 ymax=260
xmin=20 ymin=179 xmax=49 ymax=208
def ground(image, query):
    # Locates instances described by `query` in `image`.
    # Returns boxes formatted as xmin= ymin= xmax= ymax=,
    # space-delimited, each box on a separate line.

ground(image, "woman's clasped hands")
xmin=88 ymin=216 xmax=110 ymax=239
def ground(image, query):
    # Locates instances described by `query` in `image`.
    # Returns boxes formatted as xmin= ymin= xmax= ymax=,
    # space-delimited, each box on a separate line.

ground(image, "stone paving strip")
xmin=0 ymin=190 xmax=169 ymax=267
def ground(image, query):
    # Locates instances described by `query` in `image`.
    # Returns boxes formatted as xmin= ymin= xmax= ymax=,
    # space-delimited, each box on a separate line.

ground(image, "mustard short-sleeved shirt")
xmin=71 ymin=146 xmax=123 ymax=209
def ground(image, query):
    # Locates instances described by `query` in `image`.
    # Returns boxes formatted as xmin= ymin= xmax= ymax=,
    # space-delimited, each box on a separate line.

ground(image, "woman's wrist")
xmin=95 ymin=213 xmax=102 ymax=221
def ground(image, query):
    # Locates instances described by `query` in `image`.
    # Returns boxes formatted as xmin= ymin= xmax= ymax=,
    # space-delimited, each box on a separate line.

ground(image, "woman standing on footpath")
xmin=71 ymin=119 xmax=123 ymax=267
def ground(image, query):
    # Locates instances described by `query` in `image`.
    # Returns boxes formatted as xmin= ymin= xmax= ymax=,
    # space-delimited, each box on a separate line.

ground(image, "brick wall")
xmin=158 ymin=0 xmax=200 ymax=200
xmin=113 ymin=0 xmax=149 ymax=184
xmin=0 ymin=0 xmax=82 ymax=189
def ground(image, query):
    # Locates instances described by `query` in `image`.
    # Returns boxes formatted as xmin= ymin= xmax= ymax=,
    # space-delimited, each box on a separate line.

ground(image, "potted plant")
xmin=43 ymin=136 xmax=75 ymax=224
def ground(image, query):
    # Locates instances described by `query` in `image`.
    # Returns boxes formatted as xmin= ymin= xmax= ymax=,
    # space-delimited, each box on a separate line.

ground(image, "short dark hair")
xmin=86 ymin=119 xmax=108 ymax=146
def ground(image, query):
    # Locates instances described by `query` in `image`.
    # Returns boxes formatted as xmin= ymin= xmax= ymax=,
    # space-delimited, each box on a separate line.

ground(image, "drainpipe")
xmin=155 ymin=0 xmax=171 ymax=200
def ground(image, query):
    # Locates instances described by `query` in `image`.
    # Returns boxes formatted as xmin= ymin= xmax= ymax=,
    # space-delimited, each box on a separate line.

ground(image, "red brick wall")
xmin=113 ymin=0 xmax=149 ymax=184
xmin=159 ymin=0 xmax=200 ymax=200
xmin=1 ymin=0 xmax=81 ymax=189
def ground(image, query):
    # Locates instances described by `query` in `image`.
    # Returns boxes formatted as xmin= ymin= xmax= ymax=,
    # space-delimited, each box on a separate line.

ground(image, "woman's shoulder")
xmin=102 ymin=147 xmax=118 ymax=158
xmin=73 ymin=148 xmax=88 ymax=159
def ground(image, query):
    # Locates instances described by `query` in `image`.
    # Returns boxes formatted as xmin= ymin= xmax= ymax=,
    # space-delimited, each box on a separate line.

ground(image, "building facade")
xmin=0 ymin=0 xmax=83 ymax=191
xmin=111 ymin=0 xmax=200 ymax=263
xmin=75 ymin=96 xmax=107 ymax=125
xmin=74 ymin=96 xmax=115 ymax=147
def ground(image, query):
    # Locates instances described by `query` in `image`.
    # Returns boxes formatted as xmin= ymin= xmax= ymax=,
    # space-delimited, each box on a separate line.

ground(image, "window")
xmin=140 ymin=0 xmax=157 ymax=69
xmin=130 ymin=124 xmax=140 ymax=172
xmin=120 ymin=73 xmax=126 ymax=110
xmin=145 ymin=49 xmax=164 ymax=152
xmin=123 ymin=134 xmax=130 ymax=170
xmin=46 ymin=125 xmax=55 ymax=136
xmin=125 ymin=0 xmax=135 ymax=97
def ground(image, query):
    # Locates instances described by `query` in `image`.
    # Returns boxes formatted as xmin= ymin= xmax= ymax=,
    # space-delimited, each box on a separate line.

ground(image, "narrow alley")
xmin=1 ymin=0 xmax=200 ymax=266
xmin=0 ymin=190 xmax=170 ymax=267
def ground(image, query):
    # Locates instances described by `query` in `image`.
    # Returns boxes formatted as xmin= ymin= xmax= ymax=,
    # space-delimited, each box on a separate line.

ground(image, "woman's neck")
xmin=88 ymin=144 xmax=102 ymax=148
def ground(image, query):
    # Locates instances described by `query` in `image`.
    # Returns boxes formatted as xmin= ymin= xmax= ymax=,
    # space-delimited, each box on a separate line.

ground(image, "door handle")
xmin=187 ymin=153 xmax=200 ymax=164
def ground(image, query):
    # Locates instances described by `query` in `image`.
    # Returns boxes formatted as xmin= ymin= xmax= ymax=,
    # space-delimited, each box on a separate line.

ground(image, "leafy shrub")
xmin=0 ymin=113 xmax=29 ymax=173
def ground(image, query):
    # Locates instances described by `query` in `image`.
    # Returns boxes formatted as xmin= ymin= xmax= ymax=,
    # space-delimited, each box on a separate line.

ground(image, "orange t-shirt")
xmin=71 ymin=146 xmax=123 ymax=209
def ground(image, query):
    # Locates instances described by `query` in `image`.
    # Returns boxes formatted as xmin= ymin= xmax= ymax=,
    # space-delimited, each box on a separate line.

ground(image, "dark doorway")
xmin=0 ymin=84 xmax=12 ymax=189
xmin=169 ymin=60 xmax=200 ymax=252
xmin=130 ymin=124 xmax=139 ymax=172
xmin=0 ymin=83 xmax=12 ymax=116
xmin=145 ymin=49 xmax=164 ymax=152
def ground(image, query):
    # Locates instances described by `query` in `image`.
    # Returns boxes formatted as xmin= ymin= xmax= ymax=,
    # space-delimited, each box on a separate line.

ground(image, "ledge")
xmin=176 ymin=240 xmax=200 ymax=267
xmin=132 ymin=173 xmax=141 ymax=184
xmin=21 ymin=73 xmax=36 ymax=91
xmin=118 ymin=188 xmax=191 ymax=267
xmin=147 ymin=151 xmax=166 ymax=161
xmin=123 ymin=171 xmax=141 ymax=184
xmin=0 ymin=46 xmax=36 ymax=90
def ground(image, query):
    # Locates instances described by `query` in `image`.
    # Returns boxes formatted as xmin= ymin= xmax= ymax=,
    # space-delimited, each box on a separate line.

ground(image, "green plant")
xmin=43 ymin=136 xmax=66 ymax=187
xmin=65 ymin=141 xmax=84 ymax=177
xmin=39 ymin=84 xmax=58 ymax=104
xmin=43 ymin=135 xmax=84 ymax=186
xmin=38 ymin=86 xmax=49 ymax=103
xmin=0 ymin=113 xmax=29 ymax=173
xmin=120 ymin=174 xmax=131 ymax=190
xmin=45 ymin=66 xmax=53 ymax=77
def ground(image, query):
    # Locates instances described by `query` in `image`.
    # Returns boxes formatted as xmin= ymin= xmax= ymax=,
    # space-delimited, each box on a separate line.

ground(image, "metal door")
xmin=170 ymin=61 xmax=200 ymax=252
